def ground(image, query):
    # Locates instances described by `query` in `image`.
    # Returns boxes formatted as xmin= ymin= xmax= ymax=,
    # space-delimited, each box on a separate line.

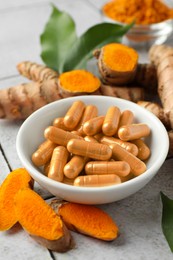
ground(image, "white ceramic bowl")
xmin=16 ymin=96 xmax=169 ymax=205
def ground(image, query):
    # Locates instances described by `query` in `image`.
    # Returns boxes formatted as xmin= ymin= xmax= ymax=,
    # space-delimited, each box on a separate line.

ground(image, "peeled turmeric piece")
xmin=58 ymin=70 xmax=101 ymax=94
xmin=51 ymin=200 xmax=119 ymax=241
xmin=0 ymin=168 xmax=33 ymax=231
xmin=94 ymin=43 xmax=138 ymax=85
xmin=14 ymin=188 xmax=73 ymax=252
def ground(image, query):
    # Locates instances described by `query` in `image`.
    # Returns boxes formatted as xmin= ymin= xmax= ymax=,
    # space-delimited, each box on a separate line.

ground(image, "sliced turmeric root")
xmin=51 ymin=200 xmax=119 ymax=241
xmin=0 ymin=168 xmax=33 ymax=231
xmin=94 ymin=43 xmax=138 ymax=85
xmin=14 ymin=188 xmax=73 ymax=252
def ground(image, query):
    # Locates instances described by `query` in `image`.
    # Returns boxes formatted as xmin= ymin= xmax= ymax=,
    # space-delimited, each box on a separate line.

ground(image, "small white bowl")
xmin=16 ymin=96 xmax=169 ymax=205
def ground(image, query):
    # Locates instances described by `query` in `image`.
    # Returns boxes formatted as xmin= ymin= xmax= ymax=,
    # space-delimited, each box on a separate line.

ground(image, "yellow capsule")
xmin=84 ymin=136 xmax=98 ymax=143
xmin=110 ymin=143 xmax=147 ymax=176
xmin=74 ymin=174 xmax=121 ymax=187
xmin=44 ymin=126 xmax=82 ymax=146
xmin=102 ymin=106 xmax=121 ymax=136
xmin=94 ymin=133 xmax=104 ymax=141
xmin=83 ymin=116 xmax=104 ymax=136
xmin=63 ymin=176 xmax=75 ymax=185
xmin=64 ymin=100 xmax=85 ymax=129
xmin=118 ymin=123 xmax=151 ymax=141
xmin=32 ymin=140 xmax=57 ymax=166
xmin=67 ymin=139 xmax=112 ymax=161
xmin=43 ymin=162 xmax=50 ymax=176
xmin=48 ymin=146 xmax=69 ymax=182
xmin=85 ymin=161 xmax=130 ymax=177
xmin=100 ymin=136 xmax=138 ymax=156
xmin=76 ymin=105 xmax=98 ymax=135
xmin=64 ymin=155 xmax=89 ymax=179
xmin=118 ymin=110 xmax=134 ymax=128
xmin=131 ymin=139 xmax=151 ymax=161
xmin=53 ymin=117 xmax=71 ymax=131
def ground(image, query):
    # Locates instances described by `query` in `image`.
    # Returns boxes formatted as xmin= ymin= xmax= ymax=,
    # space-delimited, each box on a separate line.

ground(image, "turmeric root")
xmin=134 ymin=63 xmax=158 ymax=94
xmin=94 ymin=43 xmax=138 ymax=85
xmin=149 ymin=44 xmax=173 ymax=128
xmin=0 ymin=168 xmax=33 ymax=231
xmin=168 ymin=130 xmax=173 ymax=156
xmin=137 ymin=101 xmax=171 ymax=129
xmin=50 ymin=200 xmax=119 ymax=241
xmin=17 ymin=61 xmax=59 ymax=82
xmin=101 ymin=84 xmax=144 ymax=103
xmin=14 ymin=188 xmax=73 ymax=252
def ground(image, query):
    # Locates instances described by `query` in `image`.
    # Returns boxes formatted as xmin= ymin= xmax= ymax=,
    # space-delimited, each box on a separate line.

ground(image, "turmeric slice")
xmin=94 ymin=43 xmax=138 ymax=85
xmin=14 ymin=188 xmax=73 ymax=252
xmin=51 ymin=200 xmax=119 ymax=241
xmin=0 ymin=168 xmax=33 ymax=231
xmin=58 ymin=70 xmax=101 ymax=94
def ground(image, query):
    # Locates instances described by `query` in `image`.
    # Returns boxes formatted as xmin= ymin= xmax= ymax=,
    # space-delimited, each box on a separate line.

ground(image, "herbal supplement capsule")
xmin=74 ymin=174 xmax=121 ymax=187
xmin=64 ymin=155 xmax=89 ymax=179
xmin=83 ymin=116 xmax=104 ymax=136
xmin=118 ymin=110 xmax=134 ymax=128
xmin=53 ymin=117 xmax=70 ymax=131
xmin=102 ymin=106 xmax=121 ymax=136
xmin=76 ymin=105 xmax=98 ymax=135
xmin=110 ymin=143 xmax=146 ymax=176
xmin=100 ymin=136 xmax=138 ymax=156
xmin=131 ymin=139 xmax=151 ymax=161
xmin=63 ymin=100 xmax=85 ymax=129
xmin=118 ymin=123 xmax=151 ymax=141
xmin=32 ymin=140 xmax=57 ymax=166
xmin=67 ymin=139 xmax=112 ymax=161
xmin=84 ymin=135 xmax=98 ymax=143
xmin=85 ymin=161 xmax=130 ymax=177
xmin=44 ymin=126 xmax=82 ymax=146
xmin=48 ymin=146 xmax=69 ymax=182
xmin=43 ymin=162 xmax=50 ymax=176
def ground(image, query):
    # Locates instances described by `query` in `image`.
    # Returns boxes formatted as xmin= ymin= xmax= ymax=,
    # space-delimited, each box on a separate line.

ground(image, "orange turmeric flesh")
xmin=14 ymin=188 xmax=72 ymax=252
xmin=102 ymin=43 xmax=138 ymax=72
xmin=102 ymin=0 xmax=173 ymax=25
xmin=59 ymin=70 xmax=101 ymax=93
xmin=57 ymin=202 xmax=119 ymax=241
xmin=0 ymin=168 xmax=33 ymax=231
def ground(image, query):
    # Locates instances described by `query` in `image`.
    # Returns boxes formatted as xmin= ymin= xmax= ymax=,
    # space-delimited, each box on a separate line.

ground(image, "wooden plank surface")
xmin=0 ymin=0 xmax=173 ymax=259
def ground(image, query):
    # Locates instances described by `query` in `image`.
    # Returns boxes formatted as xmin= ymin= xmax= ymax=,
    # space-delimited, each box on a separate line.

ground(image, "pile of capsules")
xmin=32 ymin=100 xmax=151 ymax=187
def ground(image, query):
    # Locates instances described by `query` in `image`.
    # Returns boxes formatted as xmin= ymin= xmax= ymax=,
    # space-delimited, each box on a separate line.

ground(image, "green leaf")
xmin=161 ymin=192 xmax=173 ymax=252
xmin=40 ymin=5 xmax=78 ymax=72
xmin=61 ymin=22 xmax=133 ymax=72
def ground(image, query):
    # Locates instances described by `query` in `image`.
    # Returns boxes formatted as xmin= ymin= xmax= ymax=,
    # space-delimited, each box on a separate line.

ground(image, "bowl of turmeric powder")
xmin=102 ymin=0 xmax=173 ymax=45
xmin=16 ymin=95 xmax=169 ymax=204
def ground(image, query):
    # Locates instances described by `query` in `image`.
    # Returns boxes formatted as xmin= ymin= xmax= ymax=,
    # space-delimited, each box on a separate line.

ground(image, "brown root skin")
xmin=137 ymin=101 xmax=171 ymax=130
xmin=95 ymin=44 xmax=138 ymax=85
xmin=50 ymin=199 xmax=119 ymax=241
xmin=168 ymin=130 xmax=173 ymax=156
xmin=0 ymin=168 xmax=33 ymax=231
xmin=17 ymin=61 xmax=59 ymax=82
xmin=101 ymin=84 xmax=144 ymax=103
xmin=31 ymin=224 xmax=74 ymax=253
xmin=149 ymin=44 xmax=173 ymax=128
xmin=14 ymin=188 xmax=73 ymax=253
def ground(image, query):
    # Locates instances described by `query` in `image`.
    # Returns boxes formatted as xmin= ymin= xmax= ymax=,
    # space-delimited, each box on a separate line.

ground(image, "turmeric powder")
xmin=94 ymin=43 xmax=138 ymax=85
xmin=0 ymin=168 xmax=33 ymax=231
xmin=102 ymin=0 xmax=173 ymax=25
xmin=50 ymin=200 xmax=119 ymax=241
xmin=14 ymin=188 xmax=73 ymax=252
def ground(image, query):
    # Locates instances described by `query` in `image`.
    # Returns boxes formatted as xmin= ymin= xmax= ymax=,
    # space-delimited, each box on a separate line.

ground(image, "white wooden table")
xmin=0 ymin=1 xmax=173 ymax=259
